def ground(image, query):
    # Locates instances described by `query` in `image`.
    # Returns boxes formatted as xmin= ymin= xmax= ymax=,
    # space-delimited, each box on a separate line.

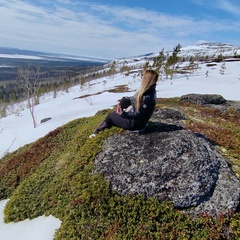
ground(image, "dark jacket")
xmin=121 ymin=84 xmax=156 ymax=129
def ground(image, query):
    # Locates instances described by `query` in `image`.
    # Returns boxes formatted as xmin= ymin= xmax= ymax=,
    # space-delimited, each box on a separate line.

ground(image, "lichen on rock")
xmin=94 ymin=108 xmax=240 ymax=217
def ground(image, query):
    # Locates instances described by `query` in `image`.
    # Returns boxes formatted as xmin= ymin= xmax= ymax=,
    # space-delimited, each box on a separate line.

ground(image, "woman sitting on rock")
xmin=90 ymin=69 xmax=159 ymax=137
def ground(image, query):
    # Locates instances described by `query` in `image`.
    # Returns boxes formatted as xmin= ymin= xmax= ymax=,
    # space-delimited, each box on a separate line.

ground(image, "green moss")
xmin=1 ymin=101 xmax=240 ymax=239
xmin=156 ymin=97 xmax=180 ymax=108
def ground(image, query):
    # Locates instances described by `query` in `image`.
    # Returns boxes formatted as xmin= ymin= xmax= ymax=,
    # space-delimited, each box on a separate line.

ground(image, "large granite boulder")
xmin=179 ymin=93 xmax=227 ymax=105
xmin=179 ymin=93 xmax=240 ymax=113
xmin=94 ymin=113 xmax=240 ymax=217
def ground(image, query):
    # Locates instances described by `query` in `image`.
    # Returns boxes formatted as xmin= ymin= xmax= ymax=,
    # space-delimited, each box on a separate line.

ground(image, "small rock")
xmin=40 ymin=117 xmax=52 ymax=123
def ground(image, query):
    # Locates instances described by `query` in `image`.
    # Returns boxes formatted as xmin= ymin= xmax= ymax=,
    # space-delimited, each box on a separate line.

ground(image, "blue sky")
xmin=0 ymin=0 xmax=240 ymax=59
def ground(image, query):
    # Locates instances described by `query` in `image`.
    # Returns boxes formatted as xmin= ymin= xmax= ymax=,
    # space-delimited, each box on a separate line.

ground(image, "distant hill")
xmin=0 ymin=47 xmax=110 ymax=82
xmin=0 ymin=47 xmax=109 ymax=63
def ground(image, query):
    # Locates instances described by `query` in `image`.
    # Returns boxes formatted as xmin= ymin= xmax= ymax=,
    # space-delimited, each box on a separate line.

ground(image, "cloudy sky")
xmin=0 ymin=0 xmax=240 ymax=59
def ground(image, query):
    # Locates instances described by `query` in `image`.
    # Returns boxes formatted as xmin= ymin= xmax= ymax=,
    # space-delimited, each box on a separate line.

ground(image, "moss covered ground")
xmin=0 ymin=98 xmax=240 ymax=239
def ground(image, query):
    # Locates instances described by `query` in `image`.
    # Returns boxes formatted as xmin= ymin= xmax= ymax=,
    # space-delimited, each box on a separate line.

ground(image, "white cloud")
xmin=191 ymin=0 xmax=240 ymax=17
xmin=216 ymin=0 xmax=240 ymax=16
xmin=0 ymin=0 xmax=240 ymax=59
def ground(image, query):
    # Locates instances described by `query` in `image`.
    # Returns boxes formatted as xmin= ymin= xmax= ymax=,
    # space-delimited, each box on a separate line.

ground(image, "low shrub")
xmin=1 ymin=100 xmax=240 ymax=239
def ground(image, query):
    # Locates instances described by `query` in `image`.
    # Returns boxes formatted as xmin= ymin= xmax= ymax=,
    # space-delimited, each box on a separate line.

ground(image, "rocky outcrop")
xmin=179 ymin=93 xmax=240 ymax=113
xmin=94 ymin=103 xmax=240 ymax=217
xmin=151 ymin=108 xmax=187 ymax=126
xmin=179 ymin=93 xmax=227 ymax=105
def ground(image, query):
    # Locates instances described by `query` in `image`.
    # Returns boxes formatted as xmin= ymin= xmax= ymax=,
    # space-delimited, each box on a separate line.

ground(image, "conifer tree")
xmin=165 ymin=44 xmax=182 ymax=80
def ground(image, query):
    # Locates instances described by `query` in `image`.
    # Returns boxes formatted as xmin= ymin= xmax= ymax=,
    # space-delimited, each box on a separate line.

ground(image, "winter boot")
xmin=94 ymin=120 xmax=108 ymax=134
xmin=89 ymin=120 xmax=109 ymax=138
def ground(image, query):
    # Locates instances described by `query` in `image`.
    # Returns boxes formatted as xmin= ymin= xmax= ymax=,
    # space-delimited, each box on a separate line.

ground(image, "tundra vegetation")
xmin=0 ymin=97 xmax=240 ymax=239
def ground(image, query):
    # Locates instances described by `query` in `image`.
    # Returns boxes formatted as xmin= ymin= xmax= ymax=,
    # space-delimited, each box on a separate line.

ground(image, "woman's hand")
xmin=117 ymin=107 xmax=123 ymax=115
xmin=116 ymin=102 xmax=123 ymax=115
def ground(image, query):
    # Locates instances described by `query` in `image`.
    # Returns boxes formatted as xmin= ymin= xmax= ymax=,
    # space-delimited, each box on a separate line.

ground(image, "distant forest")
xmin=0 ymin=58 xmax=106 ymax=104
xmin=2 ymin=43 xmax=239 ymax=110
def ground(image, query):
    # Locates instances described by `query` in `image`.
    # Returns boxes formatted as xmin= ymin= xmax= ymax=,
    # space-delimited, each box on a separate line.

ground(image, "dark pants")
xmin=105 ymin=112 xmax=134 ymax=130
xmin=94 ymin=112 xmax=147 ymax=134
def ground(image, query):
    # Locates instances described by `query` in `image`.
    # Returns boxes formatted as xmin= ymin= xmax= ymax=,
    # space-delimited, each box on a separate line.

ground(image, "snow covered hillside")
xmin=1 ymin=42 xmax=240 ymax=159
